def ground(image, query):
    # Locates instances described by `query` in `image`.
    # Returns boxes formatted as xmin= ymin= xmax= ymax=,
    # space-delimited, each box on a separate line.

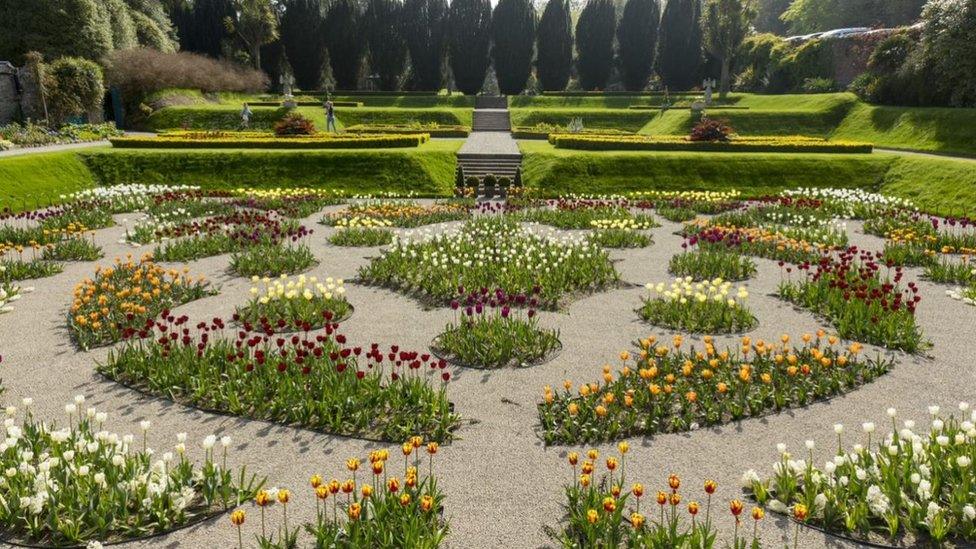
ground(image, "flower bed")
xmin=433 ymin=288 xmax=560 ymax=368
xmin=669 ymin=245 xmax=757 ymax=282
xmin=0 ymin=277 xmax=28 ymax=314
xmin=0 ymin=396 xmax=262 ymax=547
xmin=230 ymin=187 xmax=345 ymax=218
xmin=539 ymin=333 xmax=890 ymax=444
xmin=110 ymin=133 xmax=429 ymax=149
xmin=236 ymin=274 xmax=351 ymax=331
xmin=925 ymin=257 xmax=974 ymax=285
xmin=149 ymin=212 xmax=310 ymax=262
xmin=777 ymin=248 xmax=926 ymax=353
xmin=323 ymin=200 xmax=471 ymax=228
xmin=100 ymin=313 xmax=459 ymax=442
xmin=229 ymin=243 xmax=318 ymax=277
xmin=550 ymin=134 xmax=873 ymax=153
xmin=328 ymin=217 xmax=395 ymax=247
xmin=743 ymin=402 xmax=976 ymax=547
xmin=588 ymin=219 xmax=654 ymax=248
xmin=782 ymin=188 xmax=915 ymax=220
xmin=639 ymin=278 xmax=757 ymax=334
xmin=511 ymin=125 xmax=634 ymax=139
xmin=358 ymin=217 xmax=620 ymax=310
xmin=66 ymin=184 xmax=206 ymax=213
xmin=0 ymin=252 xmax=63 ymax=282
xmin=683 ymin=224 xmax=836 ymax=265
xmin=69 ymin=255 xmax=214 ymax=349
xmin=630 ymin=190 xmax=742 ymax=215
xmin=512 ymin=198 xmax=659 ymax=230
xmin=230 ymin=440 xmax=447 ymax=548
xmin=551 ymin=450 xmax=769 ymax=548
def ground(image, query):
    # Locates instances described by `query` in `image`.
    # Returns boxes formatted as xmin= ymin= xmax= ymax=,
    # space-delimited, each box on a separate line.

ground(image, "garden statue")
xmin=703 ymin=78 xmax=716 ymax=106
xmin=280 ymin=74 xmax=296 ymax=109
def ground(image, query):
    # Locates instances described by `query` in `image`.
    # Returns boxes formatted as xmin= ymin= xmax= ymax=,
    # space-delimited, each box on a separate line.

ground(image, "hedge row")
xmin=548 ymin=134 xmax=873 ymax=154
xmin=344 ymin=124 xmax=470 ymax=137
xmin=511 ymin=127 xmax=634 ymax=139
xmin=247 ymin=101 xmax=363 ymax=107
xmin=110 ymin=134 xmax=429 ymax=149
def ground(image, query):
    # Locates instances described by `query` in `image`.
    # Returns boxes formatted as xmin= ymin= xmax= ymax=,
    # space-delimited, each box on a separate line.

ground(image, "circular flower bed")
xmin=358 ymin=217 xmax=620 ymax=309
xmin=639 ymin=278 xmax=758 ymax=334
xmin=235 ymin=274 xmax=353 ymax=331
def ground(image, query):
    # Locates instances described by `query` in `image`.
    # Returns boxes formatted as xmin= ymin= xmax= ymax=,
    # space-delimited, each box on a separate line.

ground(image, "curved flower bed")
xmin=539 ymin=333 xmax=891 ymax=445
xmin=99 ymin=312 xmax=459 ymax=442
xmin=638 ymin=278 xmax=758 ymax=334
xmin=235 ymin=275 xmax=352 ymax=331
xmin=68 ymin=255 xmax=214 ymax=350
xmin=0 ymin=396 xmax=262 ymax=547
xmin=323 ymin=201 xmax=471 ymax=228
xmin=743 ymin=403 xmax=976 ymax=547
xmin=359 ymin=217 xmax=620 ymax=310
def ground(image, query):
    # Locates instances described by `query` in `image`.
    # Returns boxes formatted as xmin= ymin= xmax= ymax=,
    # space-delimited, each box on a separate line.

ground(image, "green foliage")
xmin=616 ymin=0 xmax=660 ymax=91
xmin=325 ymin=0 xmax=365 ymax=89
xmin=435 ymin=313 xmax=561 ymax=368
xmin=187 ymin=0 xmax=235 ymax=57
xmin=657 ymin=0 xmax=703 ymax=90
xmin=919 ymin=0 xmax=976 ymax=107
xmin=44 ymin=57 xmax=105 ymax=126
xmin=230 ymin=244 xmax=318 ymax=277
xmin=574 ymin=0 xmax=616 ymax=91
xmin=753 ymin=0 xmax=791 ymax=33
xmin=782 ymin=0 xmax=925 ymax=34
xmin=535 ymin=0 xmax=573 ymax=91
xmin=106 ymin=0 xmax=139 ymax=51
xmin=448 ymin=0 xmax=492 ymax=94
xmin=402 ymin=0 xmax=448 ymax=90
xmin=0 ymin=0 xmax=112 ymax=63
xmin=280 ymin=0 xmax=327 ymax=90
xmin=490 ymin=0 xmax=537 ymax=95
xmin=735 ymin=33 xmax=787 ymax=91
xmin=701 ymin=0 xmax=754 ymax=97
xmin=224 ymin=0 xmax=280 ymax=69
xmin=365 ymin=0 xmax=408 ymax=91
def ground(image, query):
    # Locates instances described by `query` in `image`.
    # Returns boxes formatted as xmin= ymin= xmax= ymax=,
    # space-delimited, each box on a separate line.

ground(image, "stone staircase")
xmin=471 ymin=109 xmax=512 ymax=132
xmin=457 ymin=96 xmax=521 ymax=194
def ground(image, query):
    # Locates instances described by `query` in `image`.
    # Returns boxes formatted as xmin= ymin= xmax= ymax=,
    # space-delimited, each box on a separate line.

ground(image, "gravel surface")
xmin=1 ymin=202 xmax=972 ymax=548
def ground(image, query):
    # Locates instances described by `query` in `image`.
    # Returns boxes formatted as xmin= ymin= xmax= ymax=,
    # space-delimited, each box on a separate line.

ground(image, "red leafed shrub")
xmin=273 ymin=113 xmax=316 ymax=136
xmin=689 ymin=117 xmax=734 ymax=142
xmin=103 ymin=48 xmax=268 ymax=97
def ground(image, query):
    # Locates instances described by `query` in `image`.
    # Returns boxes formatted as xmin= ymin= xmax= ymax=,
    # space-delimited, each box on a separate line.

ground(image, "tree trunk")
xmin=251 ymin=45 xmax=262 ymax=70
xmin=719 ymin=57 xmax=731 ymax=99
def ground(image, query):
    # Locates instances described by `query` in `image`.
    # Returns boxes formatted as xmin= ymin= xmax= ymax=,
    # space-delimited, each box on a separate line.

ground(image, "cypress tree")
xmin=364 ymin=0 xmax=408 ymax=90
xmin=617 ymin=0 xmax=660 ymax=91
xmin=280 ymin=0 xmax=327 ymax=90
xmin=657 ymin=0 xmax=703 ymax=90
xmin=490 ymin=0 xmax=536 ymax=95
xmin=575 ymin=0 xmax=615 ymax=91
xmin=447 ymin=0 xmax=492 ymax=95
xmin=191 ymin=0 xmax=234 ymax=58
xmin=324 ymin=0 xmax=365 ymax=90
xmin=402 ymin=0 xmax=448 ymax=90
xmin=535 ymin=0 xmax=573 ymax=91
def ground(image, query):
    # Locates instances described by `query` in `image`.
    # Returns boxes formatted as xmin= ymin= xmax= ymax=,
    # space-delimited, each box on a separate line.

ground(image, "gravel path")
xmin=1 ymin=204 xmax=972 ymax=548
xmin=458 ymin=131 xmax=520 ymax=155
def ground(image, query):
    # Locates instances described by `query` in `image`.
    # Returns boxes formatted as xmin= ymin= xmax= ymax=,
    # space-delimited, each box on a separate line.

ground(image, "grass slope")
xmin=0 ymin=151 xmax=97 ymax=212
xmin=519 ymin=141 xmax=976 ymax=216
xmin=833 ymin=103 xmax=976 ymax=158
xmin=79 ymin=140 xmax=461 ymax=196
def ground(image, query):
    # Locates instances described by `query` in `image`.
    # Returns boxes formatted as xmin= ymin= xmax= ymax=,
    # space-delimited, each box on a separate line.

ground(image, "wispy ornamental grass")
xmin=0 ymin=397 xmax=263 ymax=547
xmin=669 ymin=245 xmax=757 ymax=282
xmin=433 ymin=289 xmax=560 ymax=368
xmin=639 ymin=278 xmax=758 ymax=334
xmin=777 ymin=248 xmax=925 ymax=353
xmin=539 ymin=334 xmax=889 ymax=444
xmin=229 ymin=243 xmax=318 ymax=277
xmin=236 ymin=274 xmax=352 ymax=331
xmin=359 ymin=217 xmax=620 ymax=310
xmin=100 ymin=315 xmax=460 ymax=442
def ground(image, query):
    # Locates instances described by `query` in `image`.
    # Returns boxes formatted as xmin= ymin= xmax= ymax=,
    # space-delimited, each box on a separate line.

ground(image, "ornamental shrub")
xmin=44 ymin=57 xmax=104 ymax=125
xmin=689 ymin=117 xmax=733 ymax=142
xmin=273 ymin=112 xmax=316 ymax=136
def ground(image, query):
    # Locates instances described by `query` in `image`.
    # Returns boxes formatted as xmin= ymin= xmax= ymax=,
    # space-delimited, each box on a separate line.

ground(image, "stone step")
xmin=457 ymin=154 xmax=522 ymax=161
xmin=475 ymin=96 xmax=508 ymax=109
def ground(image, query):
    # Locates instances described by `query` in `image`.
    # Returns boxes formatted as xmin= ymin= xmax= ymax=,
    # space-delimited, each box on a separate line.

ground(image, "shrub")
xmin=273 ymin=112 xmax=316 ymax=136
xmin=103 ymin=48 xmax=268 ymax=98
xmin=801 ymin=77 xmax=834 ymax=93
xmin=689 ymin=117 xmax=733 ymax=142
xmin=44 ymin=57 xmax=104 ymax=125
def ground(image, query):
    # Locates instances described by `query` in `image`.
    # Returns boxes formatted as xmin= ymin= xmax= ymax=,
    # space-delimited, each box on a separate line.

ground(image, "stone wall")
xmin=0 ymin=60 xmax=47 ymax=124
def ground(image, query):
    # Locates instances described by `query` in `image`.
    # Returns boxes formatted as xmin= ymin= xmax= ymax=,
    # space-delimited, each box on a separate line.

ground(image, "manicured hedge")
xmin=247 ymin=101 xmax=363 ymax=107
xmin=509 ymin=108 xmax=653 ymax=132
xmin=511 ymin=127 xmax=634 ymax=139
xmin=145 ymin=105 xmax=472 ymax=131
xmin=344 ymin=124 xmax=471 ymax=137
xmin=549 ymin=134 xmax=873 ymax=153
xmin=110 ymin=134 xmax=429 ymax=149
xmin=79 ymin=144 xmax=460 ymax=195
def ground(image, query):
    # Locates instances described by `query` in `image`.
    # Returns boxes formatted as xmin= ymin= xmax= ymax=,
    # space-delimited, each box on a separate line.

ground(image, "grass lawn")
xmin=79 ymin=140 xmax=462 ymax=196
xmin=0 ymin=150 xmax=99 ymax=212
